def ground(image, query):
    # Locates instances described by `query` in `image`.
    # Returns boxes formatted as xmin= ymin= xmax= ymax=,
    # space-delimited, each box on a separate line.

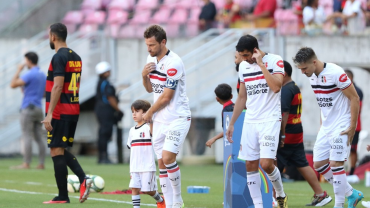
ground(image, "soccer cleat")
xmin=276 ymin=194 xmax=288 ymax=208
xmin=347 ymin=189 xmax=364 ymax=208
xmin=362 ymin=201 xmax=370 ymax=208
xmin=79 ymin=176 xmax=92 ymax=203
xmin=157 ymin=196 xmax=166 ymax=208
xmin=43 ymin=196 xmax=70 ymax=204
xmin=305 ymin=191 xmax=332 ymax=206
xmin=172 ymin=202 xmax=185 ymax=208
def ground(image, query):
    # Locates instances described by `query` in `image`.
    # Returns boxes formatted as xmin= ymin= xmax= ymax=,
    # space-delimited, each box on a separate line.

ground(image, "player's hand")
xmin=41 ymin=114 xmax=53 ymax=132
xmin=226 ymin=125 xmax=234 ymax=143
xmin=341 ymin=126 xmax=356 ymax=146
xmin=252 ymin=48 xmax=263 ymax=65
xmin=206 ymin=138 xmax=216 ymax=148
xmin=17 ymin=63 xmax=26 ymax=72
xmin=367 ymin=145 xmax=370 ymax=152
xmin=143 ymin=110 xmax=153 ymax=123
xmin=142 ymin=62 xmax=156 ymax=77
xmin=280 ymin=135 xmax=285 ymax=148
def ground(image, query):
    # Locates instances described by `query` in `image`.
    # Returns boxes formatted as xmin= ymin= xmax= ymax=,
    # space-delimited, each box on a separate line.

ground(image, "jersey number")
xmin=68 ymin=73 xmax=80 ymax=96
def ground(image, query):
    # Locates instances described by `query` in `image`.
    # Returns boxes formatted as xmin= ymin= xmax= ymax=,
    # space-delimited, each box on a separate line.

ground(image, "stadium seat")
xmin=101 ymin=0 xmax=112 ymax=10
xmin=130 ymin=10 xmax=152 ymax=25
xmin=136 ymin=0 xmax=159 ymax=10
xmin=176 ymin=0 xmax=194 ymax=9
xmin=169 ymin=9 xmax=188 ymax=24
xmin=107 ymin=10 xmax=129 ymax=24
xmin=106 ymin=23 xmax=121 ymax=38
xmin=151 ymin=8 xmax=172 ymax=24
xmin=165 ymin=23 xmax=180 ymax=38
xmin=162 ymin=0 xmax=177 ymax=9
xmin=62 ymin=11 xmax=84 ymax=34
xmin=213 ymin=0 xmax=225 ymax=10
xmin=108 ymin=0 xmax=135 ymax=11
xmin=79 ymin=24 xmax=99 ymax=36
xmin=135 ymin=24 xmax=149 ymax=38
xmin=81 ymin=0 xmax=102 ymax=10
xmin=118 ymin=25 xmax=136 ymax=38
xmin=188 ymin=8 xmax=201 ymax=24
xmin=84 ymin=11 xmax=106 ymax=24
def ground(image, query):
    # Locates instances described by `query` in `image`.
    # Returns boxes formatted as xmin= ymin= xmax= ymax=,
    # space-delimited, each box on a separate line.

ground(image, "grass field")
xmin=0 ymin=156 xmax=369 ymax=208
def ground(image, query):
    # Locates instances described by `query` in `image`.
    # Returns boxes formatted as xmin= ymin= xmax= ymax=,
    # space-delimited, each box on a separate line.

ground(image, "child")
xmin=206 ymin=84 xmax=234 ymax=148
xmin=127 ymin=100 xmax=165 ymax=208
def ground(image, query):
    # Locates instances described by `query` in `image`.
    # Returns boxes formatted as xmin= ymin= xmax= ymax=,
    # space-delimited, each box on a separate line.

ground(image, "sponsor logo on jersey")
xmin=277 ymin=60 xmax=284 ymax=68
xmin=167 ymin=68 xmax=177 ymax=76
xmin=339 ymin=74 xmax=348 ymax=82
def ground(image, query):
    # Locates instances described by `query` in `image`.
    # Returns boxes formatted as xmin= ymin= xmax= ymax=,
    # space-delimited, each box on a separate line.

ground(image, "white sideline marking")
xmin=0 ymin=188 xmax=156 ymax=207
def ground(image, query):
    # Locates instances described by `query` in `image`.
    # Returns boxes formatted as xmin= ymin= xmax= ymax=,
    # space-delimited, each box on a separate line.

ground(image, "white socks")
xmin=165 ymin=162 xmax=182 ymax=203
xmin=316 ymin=163 xmax=353 ymax=197
xmin=132 ymin=195 xmax=140 ymax=208
xmin=159 ymin=169 xmax=173 ymax=208
xmin=267 ymin=167 xmax=286 ymax=198
xmin=247 ymin=171 xmax=263 ymax=208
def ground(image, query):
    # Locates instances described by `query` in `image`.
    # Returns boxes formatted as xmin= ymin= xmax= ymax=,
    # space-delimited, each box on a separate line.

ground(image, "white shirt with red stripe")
xmin=127 ymin=123 xmax=156 ymax=172
xmin=147 ymin=50 xmax=191 ymax=123
xmin=238 ymin=53 xmax=285 ymax=123
xmin=309 ymin=63 xmax=352 ymax=133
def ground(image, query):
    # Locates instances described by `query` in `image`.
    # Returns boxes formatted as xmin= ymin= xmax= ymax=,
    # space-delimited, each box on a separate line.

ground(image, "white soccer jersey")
xmin=127 ymin=123 xmax=156 ymax=172
xmin=309 ymin=63 xmax=352 ymax=132
xmin=238 ymin=53 xmax=285 ymax=123
xmin=147 ymin=50 xmax=191 ymax=123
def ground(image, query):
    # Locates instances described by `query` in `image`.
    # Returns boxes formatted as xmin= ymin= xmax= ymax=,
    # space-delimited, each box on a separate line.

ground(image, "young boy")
xmin=206 ymin=84 xmax=234 ymax=148
xmin=127 ymin=100 xmax=165 ymax=208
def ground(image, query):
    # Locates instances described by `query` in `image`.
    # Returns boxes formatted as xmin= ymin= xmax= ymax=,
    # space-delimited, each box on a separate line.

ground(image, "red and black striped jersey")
xmin=45 ymin=48 xmax=82 ymax=121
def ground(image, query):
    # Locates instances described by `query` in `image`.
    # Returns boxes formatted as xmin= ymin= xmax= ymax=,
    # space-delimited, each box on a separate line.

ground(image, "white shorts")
xmin=129 ymin=171 xmax=157 ymax=192
xmin=313 ymin=128 xmax=351 ymax=162
xmin=238 ymin=121 xmax=280 ymax=161
xmin=152 ymin=117 xmax=191 ymax=159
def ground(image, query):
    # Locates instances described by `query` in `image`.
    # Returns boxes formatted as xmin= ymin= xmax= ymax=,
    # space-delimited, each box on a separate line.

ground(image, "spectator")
xmin=217 ymin=0 xmax=242 ymax=28
xmin=342 ymin=0 xmax=365 ymax=34
xmin=95 ymin=61 xmax=123 ymax=164
xmin=246 ymin=0 xmax=277 ymax=27
xmin=10 ymin=52 xmax=46 ymax=170
xmin=293 ymin=0 xmax=308 ymax=30
xmin=303 ymin=0 xmax=327 ymax=30
xmin=199 ymin=0 xmax=217 ymax=31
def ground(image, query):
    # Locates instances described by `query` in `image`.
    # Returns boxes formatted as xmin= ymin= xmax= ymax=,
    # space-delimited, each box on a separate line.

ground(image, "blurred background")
xmin=0 ymin=0 xmax=370 ymax=170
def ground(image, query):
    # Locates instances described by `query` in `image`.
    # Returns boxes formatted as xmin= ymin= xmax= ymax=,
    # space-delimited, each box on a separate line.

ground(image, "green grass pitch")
xmin=0 ymin=156 xmax=368 ymax=207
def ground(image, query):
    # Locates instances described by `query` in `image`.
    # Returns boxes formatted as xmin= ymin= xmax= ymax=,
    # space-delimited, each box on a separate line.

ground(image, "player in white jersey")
xmin=293 ymin=47 xmax=363 ymax=208
xmin=141 ymin=25 xmax=191 ymax=208
xmin=127 ymin=100 xmax=165 ymax=208
xmin=226 ymin=35 xmax=288 ymax=208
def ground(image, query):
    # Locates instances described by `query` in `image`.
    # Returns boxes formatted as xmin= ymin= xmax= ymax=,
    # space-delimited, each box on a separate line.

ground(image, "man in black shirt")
xmin=199 ymin=0 xmax=217 ymax=31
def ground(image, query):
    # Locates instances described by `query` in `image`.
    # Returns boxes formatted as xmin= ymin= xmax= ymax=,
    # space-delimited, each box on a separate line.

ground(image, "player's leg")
xmin=349 ymin=131 xmax=359 ymax=175
xmin=33 ymin=108 xmax=45 ymax=169
xmin=19 ymin=108 xmax=33 ymax=168
xmin=240 ymin=123 xmax=263 ymax=208
xmin=129 ymin=173 xmax=142 ymax=208
xmin=132 ymin=188 xmax=141 ymax=208
xmin=162 ymin=117 xmax=191 ymax=207
xmin=153 ymin=121 xmax=173 ymax=208
xmin=140 ymin=172 xmax=165 ymax=207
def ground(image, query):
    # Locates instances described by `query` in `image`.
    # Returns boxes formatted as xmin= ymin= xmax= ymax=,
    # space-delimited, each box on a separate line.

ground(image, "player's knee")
xmin=246 ymin=160 xmax=259 ymax=171
xmin=162 ymin=153 xmax=176 ymax=165
xmin=50 ymin=147 xmax=64 ymax=157
xmin=260 ymin=161 xmax=274 ymax=173
xmin=329 ymin=160 xmax=344 ymax=168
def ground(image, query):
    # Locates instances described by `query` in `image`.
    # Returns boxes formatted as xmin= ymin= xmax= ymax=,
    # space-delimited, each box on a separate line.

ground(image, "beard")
xmin=235 ymin=63 xmax=240 ymax=72
xmin=49 ymin=41 xmax=55 ymax=50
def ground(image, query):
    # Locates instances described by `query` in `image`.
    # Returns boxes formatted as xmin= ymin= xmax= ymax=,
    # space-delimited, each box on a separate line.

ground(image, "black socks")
xmin=52 ymin=155 xmax=68 ymax=199
xmin=64 ymin=150 xmax=86 ymax=184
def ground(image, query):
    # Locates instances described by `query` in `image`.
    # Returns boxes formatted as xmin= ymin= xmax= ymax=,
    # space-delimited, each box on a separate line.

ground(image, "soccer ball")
xmin=86 ymin=174 xmax=105 ymax=192
xmin=67 ymin=175 xmax=80 ymax=193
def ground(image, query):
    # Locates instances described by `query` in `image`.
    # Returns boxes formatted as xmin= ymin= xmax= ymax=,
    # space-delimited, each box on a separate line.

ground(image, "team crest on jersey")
xmin=277 ymin=60 xmax=284 ymax=68
xmin=265 ymin=62 xmax=268 ymax=68
xmin=321 ymin=76 xmax=326 ymax=83
xmin=140 ymin=132 xmax=145 ymax=138
xmin=167 ymin=68 xmax=177 ymax=76
xmin=160 ymin=64 xmax=164 ymax=71
xmin=339 ymin=74 xmax=348 ymax=82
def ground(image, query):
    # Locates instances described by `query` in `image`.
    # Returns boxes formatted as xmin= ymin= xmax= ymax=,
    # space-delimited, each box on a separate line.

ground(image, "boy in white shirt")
xmin=127 ymin=100 xmax=165 ymax=208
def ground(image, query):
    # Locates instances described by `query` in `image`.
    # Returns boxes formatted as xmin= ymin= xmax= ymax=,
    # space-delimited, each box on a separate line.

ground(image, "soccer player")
xmin=41 ymin=23 xmax=92 ymax=204
xmin=226 ymin=35 xmax=288 ymax=208
xmin=127 ymin=100 xmax=165 ymax=208
xmin=278 ymin=60 xmax=332 ymax=206
xmin=293 ymin=47 xmax=363 ymax=208
xmin=141 ymin=25 xmax=191 ymax=208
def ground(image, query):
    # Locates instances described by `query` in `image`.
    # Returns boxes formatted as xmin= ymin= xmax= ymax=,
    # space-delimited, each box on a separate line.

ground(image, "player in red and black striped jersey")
xmin=277 ymin=61 xmax=332 ymax=206
xmin=41 ymin=23 xmax=92 ymax=205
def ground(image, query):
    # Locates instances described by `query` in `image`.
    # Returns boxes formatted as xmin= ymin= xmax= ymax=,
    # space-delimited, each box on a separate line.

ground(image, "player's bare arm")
xmin=41 ymin=76 xmax=64 ymax=132
xmin=253 ymin=49 xmax=283 ymax=93
xmin=280 ymin=112 xmax=289 ymax=147
xmin=143 ymin=87 xmax=175 ymax=123
xmin=226 ymin=82 xmax=247 ymax=143
xmin=107 ymin=96 xmax=121 ymax=112
xmin=10 ymin=64 xmax=26 ymax=88
xmin=142 ymin=62 xmax=156 ymax=93
xmin=340 ymin=84 xmax=360 ymax=145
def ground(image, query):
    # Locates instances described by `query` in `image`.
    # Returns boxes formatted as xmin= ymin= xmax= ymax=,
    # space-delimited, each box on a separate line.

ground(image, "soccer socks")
xmin=132 ymin=195 xmax=140 ymax=208
xmin=316 ymin=163 xmax=353 ymax=197
xmin=332 ymin=166 xmax=347 ymax=207
xmin=267 ymin=167 xmax=286 ymax=198
xmin=165 ymin=162 xmax=182 ymax=203
xmin=151 ymin=191 xmax=163 ymax=202
xmin=159 ymin=169 xmax=173 ymax=208
xmin=64 ymin=150 xmax=86 ymax=184
xmin=247 ymin=171 xmax=263 ymax=207
xmin=52 ymin=155 xmax=68 ymax=199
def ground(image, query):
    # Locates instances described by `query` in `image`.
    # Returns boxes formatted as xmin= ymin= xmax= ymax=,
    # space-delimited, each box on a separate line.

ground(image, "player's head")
xmin=293 ymin=47 xmax=318 ymax=77
xmin=236 ymin=35 xmax=259 ymax=64
xmin=283 ymin=60 xmax=292 ymax=77
xmin=307 ymin=0 xmax=319 ymax=7
xmin=215 ymin=83 xmax=233 ymax=104
xmin=96 ymin=61 xmax=111 ymax=78
xmin=234 ymin=51 xmax=243 ymax=72
xmin=24 ymin=52 xmax=38 ymax=69
xmin=131 ymin=100 xmax=151 ymax=123
xmin=345 ymin=69 xmax=354 ymax=81
xmin=144 ymin=25 xmax=167 ymax=57
xmin=49 ymin=23 xmax=67 ymax=50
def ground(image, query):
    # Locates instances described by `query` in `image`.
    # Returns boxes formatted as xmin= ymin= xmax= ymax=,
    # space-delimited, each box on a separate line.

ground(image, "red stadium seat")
xmin=136 ymin=0 xmax=159 ymax=10
xmin=176 ymin=0 xmax=194 ymax=9
xmin=169 ymin=9 xmax=188 ymax=24
xmin=84 ymin=11 xmax=106 ymax=24
xmin=108 ymin=0 xmax=135 ymax=11
xmin=188 ymin=8 xmax=201 ymax=24
xmin=62 ymin=11 xmax=85 ymax=34
xmin=81 ymin=0 xmax=102 ymax=10
xmin=151 ymin=8 xmax=172 ymax=24
xmin=130 ymin=10 xmax=152 ymax=25
xmin=79 ymin=24 xmax=99 ymax=36
xmin=107 ymin=10 xmax=129 ymax=24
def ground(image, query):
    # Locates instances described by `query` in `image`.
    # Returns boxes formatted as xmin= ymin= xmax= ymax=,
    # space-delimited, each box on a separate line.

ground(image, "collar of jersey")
xmin=157 ymin=49 xmax=171 ymax=64
xmin=223 ymin=100 xmax=234 ymax=109
xmin=135 ymin=123 xmax=146 ymax=129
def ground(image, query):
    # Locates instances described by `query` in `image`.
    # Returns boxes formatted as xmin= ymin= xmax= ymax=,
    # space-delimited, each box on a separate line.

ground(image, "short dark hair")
xmin=215 ymin=84 xmax=232 ymax=101
xmin=235 ymin=35 xmax=259 ymax=53
xmin=144 ymin=25 xmax=167 ymax=43
xmin=283 ymin=60 xmax=292 ymax=77
xmin=345 ymin=69 xmax=353 ymax=78
xmin=131 ymin=100 xmax=151 ymax=112
xmin=24 ymin=52 xmax=38 ymax=65
xmin=293 ymin=47 xmax=317 ymax=65
xmin=50 ymin=23 xmax=67 ymax=42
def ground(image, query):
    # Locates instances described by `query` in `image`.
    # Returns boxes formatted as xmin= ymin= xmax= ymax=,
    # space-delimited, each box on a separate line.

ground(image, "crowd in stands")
xmin=62 ymin=0 xmax=370 ymax=38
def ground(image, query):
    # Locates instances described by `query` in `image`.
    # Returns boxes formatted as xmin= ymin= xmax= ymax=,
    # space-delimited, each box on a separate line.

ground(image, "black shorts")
xmin=47 ymin=119 xmax=77 ymax=148
xmin=351 ymin=131 xmax=360 ymax=153
xmin=277 ymin=143 xmax=309 ymax=170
